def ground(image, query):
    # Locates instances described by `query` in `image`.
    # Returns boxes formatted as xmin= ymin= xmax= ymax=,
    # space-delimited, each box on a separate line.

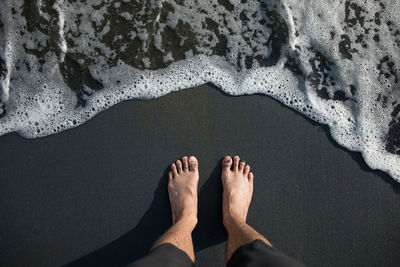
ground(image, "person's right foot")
xmin=168 ymin=156 xmax=199 ymax=230
xmin=221 ymin=155 xmax=254 ymax=228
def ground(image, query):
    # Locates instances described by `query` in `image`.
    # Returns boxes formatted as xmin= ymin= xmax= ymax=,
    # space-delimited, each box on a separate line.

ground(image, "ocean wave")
xmin=0 ymin=0 xmax=399 ymax=182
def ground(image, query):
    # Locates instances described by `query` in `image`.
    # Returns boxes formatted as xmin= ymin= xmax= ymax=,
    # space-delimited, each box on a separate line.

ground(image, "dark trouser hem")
xmin=127 ymin=243 xmax=195 ymax=267
xmin=128 ymin=239 xmax=305 ymax=267
xmin=227 ymin=239 xmax=306 ymax=267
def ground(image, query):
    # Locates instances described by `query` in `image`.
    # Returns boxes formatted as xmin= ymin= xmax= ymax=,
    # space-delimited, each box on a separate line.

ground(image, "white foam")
xmin=0 ymin=0 xmax=399 ymax=182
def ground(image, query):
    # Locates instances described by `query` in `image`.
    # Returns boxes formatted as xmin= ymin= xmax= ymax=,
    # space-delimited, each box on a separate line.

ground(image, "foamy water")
xmin=0 ymin=0 xmax=399 ymax=182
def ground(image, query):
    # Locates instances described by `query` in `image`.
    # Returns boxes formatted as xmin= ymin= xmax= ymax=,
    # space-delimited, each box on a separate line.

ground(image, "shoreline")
xmin=0 ymin=84 xmax=399 ymax=266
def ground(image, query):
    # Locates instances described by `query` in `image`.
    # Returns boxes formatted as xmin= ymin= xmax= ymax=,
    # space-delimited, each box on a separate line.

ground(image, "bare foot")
xmin=221 ymin=155 xmax=254 ymax=228
xmin=168 ymin=156 xmax=199 ymax=230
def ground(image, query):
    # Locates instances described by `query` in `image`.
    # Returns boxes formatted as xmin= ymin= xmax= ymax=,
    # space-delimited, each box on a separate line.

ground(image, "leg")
xmin=221 ymin=156 xmax=306 ymax=267
xmin=129 ymin=156 xmax=199 ymax=267
xmin=221 ymin=155 xmax=272 ymax=262
xmin=152 ymin=156 xmax=199 ymax=261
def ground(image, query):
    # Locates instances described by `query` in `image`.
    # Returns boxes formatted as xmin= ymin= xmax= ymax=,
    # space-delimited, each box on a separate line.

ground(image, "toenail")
xmin=189 ymin=156 xmax=196 ymax=162
xmin=224 ymin=157 xmax=230 ymax=162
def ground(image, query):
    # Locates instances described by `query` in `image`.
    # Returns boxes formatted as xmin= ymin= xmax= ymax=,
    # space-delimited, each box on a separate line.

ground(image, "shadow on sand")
xmin=64 ymin=160 xmax=227 ymax=267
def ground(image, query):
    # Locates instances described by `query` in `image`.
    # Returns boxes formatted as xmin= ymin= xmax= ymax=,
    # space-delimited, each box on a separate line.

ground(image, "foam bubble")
xmin=0 ymin=0 xmax=399 ymax=182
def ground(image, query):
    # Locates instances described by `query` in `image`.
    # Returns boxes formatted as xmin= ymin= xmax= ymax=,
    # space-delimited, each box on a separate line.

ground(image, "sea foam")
xmin=0 ymin=0 xmax=399 ymax=182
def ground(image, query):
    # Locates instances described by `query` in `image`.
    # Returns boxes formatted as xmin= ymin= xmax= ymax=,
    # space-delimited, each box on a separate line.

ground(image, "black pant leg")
xmin=127 ymin=243 xmax=195 ymax=267
xmin=227 ymin=239 xmax=306 ymax=267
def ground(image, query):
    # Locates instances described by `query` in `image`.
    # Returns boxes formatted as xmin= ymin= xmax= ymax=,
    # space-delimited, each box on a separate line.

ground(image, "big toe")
xmin=222 ymin=156 xmax=232 ymax=170
xmin=189 ymin=156 xmax=198 ymax=171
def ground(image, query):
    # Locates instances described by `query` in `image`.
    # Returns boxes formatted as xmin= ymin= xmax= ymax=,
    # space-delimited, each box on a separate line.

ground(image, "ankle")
xmin=223 ymin=212 xmax=246 ymax=231
xmin=174 ymin=214 xmax=198 ymax=231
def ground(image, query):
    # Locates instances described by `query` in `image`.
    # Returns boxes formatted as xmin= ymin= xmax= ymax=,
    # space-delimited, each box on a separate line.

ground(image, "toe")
xmin=189 ymin=156 xmax=198 ymax=172
xmin=182 ymin=156 xmax=189 ymax=171
xmin=244 ymin=164 xmax=251 ymax=175
xmin=176 ymin=160 xmax=183 ymax=173
xmin=239 ymin=161 xmax=245 ymax=172
xmin=171 ymin=163 xmax=178 ymax=175
xmin=248 ymin=172 xmax=254 ymax=184
xmin=222 ymin=156 xmax=232 ymax=170
xmin=168 ymin=171 xmax=173 ymax=181
xmin=233 ymin=156 xmax=240 ymax=171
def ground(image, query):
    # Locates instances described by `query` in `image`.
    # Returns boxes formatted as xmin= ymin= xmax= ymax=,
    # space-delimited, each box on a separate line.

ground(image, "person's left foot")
xmin=168 ymin=156 xmax=199 ymax=230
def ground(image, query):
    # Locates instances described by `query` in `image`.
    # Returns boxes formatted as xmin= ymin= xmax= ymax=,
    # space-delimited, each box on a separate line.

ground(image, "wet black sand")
xmin=0 ymin=84 xmax=399 ymax=267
